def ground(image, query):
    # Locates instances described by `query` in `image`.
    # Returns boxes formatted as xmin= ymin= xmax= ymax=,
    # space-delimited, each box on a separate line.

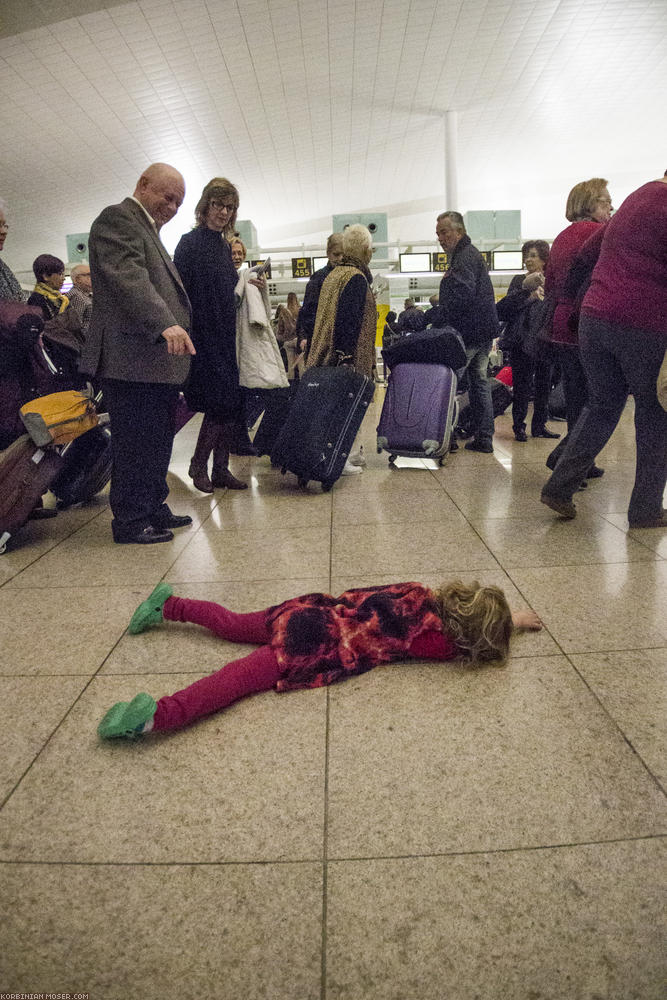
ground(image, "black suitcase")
xmin=0 ymin=434 xmax=64 ymax=554
xmin=382 ymin=325 xmax=467 ymax=373
xmin=51 ymin=425 xmax=112 ymax=508
xmin=252 ymin=386 xmax=294 ymax=457
xmin=271 ymin=366 xmax=375 ymax=490
xmin=456 ymin=378 xmax=514 ymax=438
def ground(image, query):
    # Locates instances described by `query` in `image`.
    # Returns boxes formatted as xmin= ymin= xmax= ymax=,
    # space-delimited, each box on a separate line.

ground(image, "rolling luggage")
xmin=271 ymin=366 xmax=375 ymax=490
xmin=382 ymin=325 xmax=467 ymax=374
xmin=376 ymin=363 xmax=458 ymax=466
xmin=51 ymin=425 xmax=113 ymax=508
xmin=456 ymin=377 xmax=513 ymax=438
xmin=252 ymin=386 xmax=293 ymax=457
xmin=0 ymin=434 xmax=64 ymax=554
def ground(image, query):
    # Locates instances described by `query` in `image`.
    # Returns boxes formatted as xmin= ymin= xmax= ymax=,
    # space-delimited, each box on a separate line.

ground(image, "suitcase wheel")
xmin=438 ymin=456 xmax=447 ymax=467
xmin=298 ymin=477 xmax=309 ymax=490
xmin=388 ymin=454 xmax=397 ymax=465
xmin=321 ymin=480 xmax=333 ymax=492
xmin=280 ymin=466 xmax=287 ymax=475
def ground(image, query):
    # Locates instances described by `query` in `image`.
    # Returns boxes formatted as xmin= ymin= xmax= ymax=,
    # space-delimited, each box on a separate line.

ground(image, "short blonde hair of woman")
xmin=229 ymin=236 xmax=246 ymax=258
xmin=433 ymin=580 xmax=513 ymax=664
xmin=342 ymin=224 xmax=372 ymax=261
xmin=194 ymin=177 xmax=239 ymax=234
xmin=565 ymin=178 xmax=609 ymax=223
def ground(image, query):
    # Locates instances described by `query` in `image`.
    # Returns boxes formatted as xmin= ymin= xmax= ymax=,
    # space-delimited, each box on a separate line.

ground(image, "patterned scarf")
xmin=0 ymin=257 xmax=25 ymax=302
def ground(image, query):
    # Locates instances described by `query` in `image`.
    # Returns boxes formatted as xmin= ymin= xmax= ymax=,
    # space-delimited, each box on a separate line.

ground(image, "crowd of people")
xmin=1 ymin=166 xmax=665 ymax=543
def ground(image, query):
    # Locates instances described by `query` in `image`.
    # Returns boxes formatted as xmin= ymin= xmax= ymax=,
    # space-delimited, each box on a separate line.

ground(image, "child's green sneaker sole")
xmin=98 ymin=693 xmax=157 ymax=740
xmin=129 ymin=582 xmax=173 ymax=634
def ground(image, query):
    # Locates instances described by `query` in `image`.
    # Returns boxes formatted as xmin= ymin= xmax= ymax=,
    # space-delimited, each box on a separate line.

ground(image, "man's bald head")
xmin=134 ymin=163 xmax=185 ymax=228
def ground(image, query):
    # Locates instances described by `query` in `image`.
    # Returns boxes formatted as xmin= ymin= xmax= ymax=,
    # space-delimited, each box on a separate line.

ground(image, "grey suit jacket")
xmin=81 ymin=198 xmax=192 ymax=384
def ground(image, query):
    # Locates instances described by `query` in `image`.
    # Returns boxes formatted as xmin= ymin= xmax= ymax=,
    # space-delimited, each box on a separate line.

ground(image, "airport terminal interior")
xmin=1 ymin=1 xmax=666 ymax=999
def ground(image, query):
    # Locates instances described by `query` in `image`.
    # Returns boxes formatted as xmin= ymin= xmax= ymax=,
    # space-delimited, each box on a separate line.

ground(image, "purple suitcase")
xmin=376 ymin=362 xmax=458 ymax=466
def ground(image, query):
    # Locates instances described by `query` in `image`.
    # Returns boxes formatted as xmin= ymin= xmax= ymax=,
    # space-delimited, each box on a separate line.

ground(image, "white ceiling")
xmin=1 ymin=0 xmax=666 ymax=271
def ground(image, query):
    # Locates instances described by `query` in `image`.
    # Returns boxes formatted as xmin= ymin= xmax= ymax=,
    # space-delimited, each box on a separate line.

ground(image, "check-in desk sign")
xmin=431 ymin=252 xmax=448 ymax=271
xmin=292 ymin=257 xmax=312 ymax=278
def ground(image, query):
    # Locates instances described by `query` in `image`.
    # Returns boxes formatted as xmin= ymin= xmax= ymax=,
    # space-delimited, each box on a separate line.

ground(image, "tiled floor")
xmin=1 ymin=397 xmax=665 ymax=999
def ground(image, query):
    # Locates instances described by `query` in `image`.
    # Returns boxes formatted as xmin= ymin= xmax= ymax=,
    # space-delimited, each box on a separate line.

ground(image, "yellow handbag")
xmin=658 ymin=348 xmax=667 ymax=413
xmin=20 ymin=386 xmax=99 ymax=447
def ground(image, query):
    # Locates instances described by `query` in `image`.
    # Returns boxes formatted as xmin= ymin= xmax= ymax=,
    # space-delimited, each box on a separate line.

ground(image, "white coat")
xmin=235 ymin=270 xmax=289 ymax=390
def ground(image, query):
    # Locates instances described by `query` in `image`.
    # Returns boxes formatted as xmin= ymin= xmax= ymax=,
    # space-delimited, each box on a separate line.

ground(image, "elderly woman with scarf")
xmin=306 ymin=223 xmax=376 ymax=474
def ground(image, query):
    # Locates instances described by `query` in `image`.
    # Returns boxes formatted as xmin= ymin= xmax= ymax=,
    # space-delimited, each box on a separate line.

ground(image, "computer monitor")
xmin=399 ymin=252 xmax=432 ymax=273
xmin=492 ymin=250 xmax=523 ymax=271
xmin=312 ymin=256 xmax=328 ymax=271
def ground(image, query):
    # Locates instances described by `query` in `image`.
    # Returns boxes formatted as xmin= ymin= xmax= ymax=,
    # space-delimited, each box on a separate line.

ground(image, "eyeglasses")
xmin=210 ymin=200 xmax=235 ymax=211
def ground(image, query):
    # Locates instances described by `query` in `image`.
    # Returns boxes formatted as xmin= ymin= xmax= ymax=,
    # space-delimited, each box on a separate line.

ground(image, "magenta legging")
xmin=152 ymin=596 xmax=282 ymax=732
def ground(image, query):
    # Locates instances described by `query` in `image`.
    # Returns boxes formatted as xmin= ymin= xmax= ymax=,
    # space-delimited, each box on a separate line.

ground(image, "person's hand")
xmin=248 ymin=275 xmax=266 ymax=290
xmin=522 ymin=272 xmax=544 ymax=292
xmin=529 ymin=285 xmax=545 ymax=302
xmin=161 ymin=325 xmax=196 ymax=355
xmin=511 ymin=609 xmax=543 ymax=630
xmin=299 ymin=338 xmax=307 ymax=352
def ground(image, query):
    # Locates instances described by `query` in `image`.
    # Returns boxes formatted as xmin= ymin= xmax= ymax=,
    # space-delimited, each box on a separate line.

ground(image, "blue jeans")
xmin=543 ymin=314 xmax=667 ymax=522
xmin=464 ymin=343 xmax=494 ymax=445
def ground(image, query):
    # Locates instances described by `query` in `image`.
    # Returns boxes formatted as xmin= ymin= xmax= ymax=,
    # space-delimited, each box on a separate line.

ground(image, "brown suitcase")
xmin=0 ymin=434 xmax=64 ymax=554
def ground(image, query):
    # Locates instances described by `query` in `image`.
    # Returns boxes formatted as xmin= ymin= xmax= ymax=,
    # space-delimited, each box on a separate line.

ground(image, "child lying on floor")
xmin=98 ymin=580 xmax=543 ymax=740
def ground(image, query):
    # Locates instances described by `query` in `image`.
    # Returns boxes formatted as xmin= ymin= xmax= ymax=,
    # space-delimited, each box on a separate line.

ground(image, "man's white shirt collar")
xmin=129 ymin=196 xmax=158 ymax=231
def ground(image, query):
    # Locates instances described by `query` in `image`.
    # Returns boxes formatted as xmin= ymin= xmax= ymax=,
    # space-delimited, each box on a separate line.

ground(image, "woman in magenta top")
xmin=98 ymin=581 xmax=542 ymax=740
xmin=543 ymin=177 xmax=613 ymax=474
xmin=542 ymin=174 xmax=667 ymax=528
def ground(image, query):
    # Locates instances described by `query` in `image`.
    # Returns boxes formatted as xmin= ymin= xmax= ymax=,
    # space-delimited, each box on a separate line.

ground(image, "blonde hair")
xmin=433 ymin=580 xmax=513 ymax=664
xmin=565 ymin=178 xmax=609 ymax=222
xmin=229 ymin=236 xmax=246 ymax=258
xmin=342 ymin=223 xmax=372 ymax=262
xmin=195 ymin=177 xmax=239 ymax=234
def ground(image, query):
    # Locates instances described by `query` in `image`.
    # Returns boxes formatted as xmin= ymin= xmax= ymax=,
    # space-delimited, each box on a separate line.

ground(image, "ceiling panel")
xmin=1 ymin=0 xmax=665 ymax=270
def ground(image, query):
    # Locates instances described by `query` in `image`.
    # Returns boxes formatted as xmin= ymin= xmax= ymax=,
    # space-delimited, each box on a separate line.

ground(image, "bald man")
xmin=81 ymin=163 xmax=196 ymax=544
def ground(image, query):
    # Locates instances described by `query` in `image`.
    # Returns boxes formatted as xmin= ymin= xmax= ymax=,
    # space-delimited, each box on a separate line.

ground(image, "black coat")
xmin=437 ymin=235 xmax=498 ymax=348
xmin=173 ymin=227 xmax=242 ymax=420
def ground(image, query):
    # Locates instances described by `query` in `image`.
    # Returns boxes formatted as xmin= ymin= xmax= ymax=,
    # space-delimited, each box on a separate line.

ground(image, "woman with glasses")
xmin=541 ymin=178 xmax=613 ymax=476
xmin=174 ymin=178 xmax=256 ymax=493
xmin=497 ymin=240 xmax=559 ymax=441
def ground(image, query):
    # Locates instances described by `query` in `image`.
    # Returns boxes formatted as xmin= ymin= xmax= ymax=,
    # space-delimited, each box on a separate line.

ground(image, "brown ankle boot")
xmin=189 ymin=416 xmax=219 ymax=493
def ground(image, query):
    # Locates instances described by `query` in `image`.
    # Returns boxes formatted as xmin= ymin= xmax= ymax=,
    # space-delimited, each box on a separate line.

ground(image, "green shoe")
xmin=128 ymin=583 xmax=173 ymax=635
xmin=98 ymin=693 xmax=157 ymax=740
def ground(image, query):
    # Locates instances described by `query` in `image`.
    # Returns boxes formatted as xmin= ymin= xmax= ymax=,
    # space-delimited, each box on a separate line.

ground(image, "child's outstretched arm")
xmin=511 ymin=609 xmax=543 ymax=631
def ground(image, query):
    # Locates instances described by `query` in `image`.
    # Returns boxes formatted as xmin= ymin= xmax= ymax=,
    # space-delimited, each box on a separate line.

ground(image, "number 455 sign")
xmin=291 ymin=257 xmax=312 ymax=278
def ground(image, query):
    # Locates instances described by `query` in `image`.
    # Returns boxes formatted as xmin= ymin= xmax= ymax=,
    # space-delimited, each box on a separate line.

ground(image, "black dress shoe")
xmin=114 ymin=525 xmax=174 ymax=545
xmin=514 ymin=429 xmax=528 ymax=442
xmin=532 ymin=427 xmax=560 ymax=439
xmin=230 ymin=443 xmax=258 ymax=457
xmin=153 ymin=513 xmax=193 ymax=529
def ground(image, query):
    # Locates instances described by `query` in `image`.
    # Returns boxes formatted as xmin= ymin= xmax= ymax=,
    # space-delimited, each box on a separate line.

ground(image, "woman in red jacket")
xmin=542 ymin=174 xmax=667 ymax=528
xmin=543 ymin=177 xmax=613 ymax=475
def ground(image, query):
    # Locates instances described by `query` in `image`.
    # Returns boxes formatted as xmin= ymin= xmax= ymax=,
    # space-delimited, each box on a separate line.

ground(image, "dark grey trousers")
xmin=543 ymin=314 xmax=667 ymax=523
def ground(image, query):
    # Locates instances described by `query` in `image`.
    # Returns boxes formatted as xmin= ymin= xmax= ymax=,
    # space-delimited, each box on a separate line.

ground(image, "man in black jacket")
xmin=298 ymin=232 xmax=343 ymax=357
xmin=435 ymin=211 xmax=498 ymax=453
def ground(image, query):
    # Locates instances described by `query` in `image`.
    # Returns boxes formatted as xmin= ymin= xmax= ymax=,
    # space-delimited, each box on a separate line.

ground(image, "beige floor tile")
xmin=102 ymin=577 xmax=330 ymax=675
xmin=206 ymin=489 xmax=333 ymax=530
xmin=475 ymin=510 xmax=658 ymax=569
xmin=331 ymin=520 xmax=498 ymax=577
xmin=325 ymin=840 xmax=667 ymax=1000
xmin=0 ymin=502 xmax=105 ymax=583
xmin=325 ymin=657 xmax=667 ymax=858
xmin=602 ymin=511 xmax=667 ymax=556
xmin=0 ymin=673 xmax=326 ymax=863
xmin=571 ymin=648 xmax=667 ymax=787
xmin=0 ymin=675 xmax=88 ymax=802
xmin=511 ymin=562 xmax=667 ymax=653
xmin=5 ymin=513 xmax=205 ymax=589
xmin=329 ymin=467 xmax=443 ymax=494
xmin=0 ymin=586 xmax=145 ymax=676
xmin=332 ymin=487 xmax=464 ymax=526
xmin=329 ymin=569 xmax=561 ymax=658
xmin=0 ymin=861 xmax=322 ymax=999
xmin=168 ymin=525 xmax=331 ymax=582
